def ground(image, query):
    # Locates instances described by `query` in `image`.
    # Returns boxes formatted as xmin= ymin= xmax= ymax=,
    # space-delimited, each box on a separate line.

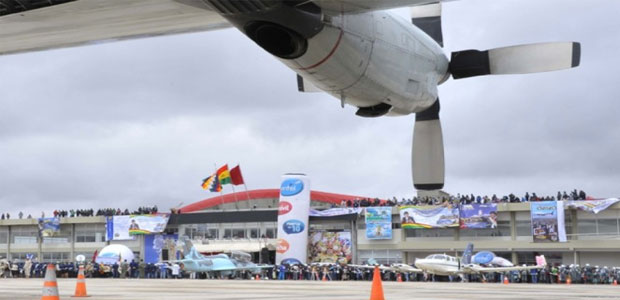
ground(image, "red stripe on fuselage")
xmin=298 ymin=30 xmax=344 ymax=71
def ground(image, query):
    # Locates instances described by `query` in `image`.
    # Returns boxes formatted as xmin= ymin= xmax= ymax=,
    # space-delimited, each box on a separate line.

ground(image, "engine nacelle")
xmin=204 ymin=0 xmax=323 ymax=59
xmin=206 ymin=2 xmax=449 ymax=116
xmin=289 ymin=11 xmax=450 ymax=116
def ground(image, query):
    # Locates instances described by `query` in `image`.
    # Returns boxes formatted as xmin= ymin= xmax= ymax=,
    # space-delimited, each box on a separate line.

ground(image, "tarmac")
xmin=0 ymin=279 xmax=618 ymax=300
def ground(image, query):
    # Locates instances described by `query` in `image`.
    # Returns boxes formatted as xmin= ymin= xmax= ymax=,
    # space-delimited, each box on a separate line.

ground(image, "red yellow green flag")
xmin=217 ymin=164 xmax=232 ymax=185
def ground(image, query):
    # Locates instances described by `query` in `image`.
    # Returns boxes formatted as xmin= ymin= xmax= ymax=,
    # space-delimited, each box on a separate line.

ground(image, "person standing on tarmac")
xmin=120 ymin=260 xmax=128 ymax=279
xmin=138 ymin=259 xmax=146 ymax=278
xmin=130 ymin=260 xmax=138 ymax=278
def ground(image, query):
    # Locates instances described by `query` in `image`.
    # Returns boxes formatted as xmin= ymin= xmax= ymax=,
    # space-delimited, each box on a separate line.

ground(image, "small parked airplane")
xmin=413 ymin=243 xmax=546 ymax=277
xmin=352 ymin=243 xmax=545 ymax=279
xmin=171 ymin=236 xmax=272 ymax=277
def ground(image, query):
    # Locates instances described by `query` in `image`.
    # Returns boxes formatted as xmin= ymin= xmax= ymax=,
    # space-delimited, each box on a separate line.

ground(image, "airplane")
xmin=413 ymin=243 xmax=546 ymax=278
xmin=170 ymin=236 xmax=272 ymax=278
xmin=0 ymin=0 xmax=581 ymax=191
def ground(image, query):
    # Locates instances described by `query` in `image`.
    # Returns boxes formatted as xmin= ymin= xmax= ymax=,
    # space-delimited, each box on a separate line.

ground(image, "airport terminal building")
xmin=1 ymin=189 xmax=620 ymax=267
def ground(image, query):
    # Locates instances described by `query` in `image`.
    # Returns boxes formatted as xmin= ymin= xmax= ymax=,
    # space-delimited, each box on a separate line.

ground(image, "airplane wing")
xmin=212 ymin=264 xmax=273 ymax=272
xmin=312 ymin=0 xmax=455 ymax=14
xmin=462 ymin=264 xmax=545 ymax=274
xmin=347 ymin=264 xmax=392 ymax=271
xmin=0 ymin=0 xmax=229 ymax=56
xmin=347 ymin=264 xmax=423 ymax=273
xmin=0 ymin=0 xmax=453 ymax=56
xmin=390 ymin=265 xmax=424 ymax=273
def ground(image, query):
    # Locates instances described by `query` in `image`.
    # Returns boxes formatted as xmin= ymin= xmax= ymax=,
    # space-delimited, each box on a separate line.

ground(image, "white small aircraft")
xmin=0 ymin=0 xmax=581 ymax=191
xmin=413 ymin=243 xmax=546 ymax=277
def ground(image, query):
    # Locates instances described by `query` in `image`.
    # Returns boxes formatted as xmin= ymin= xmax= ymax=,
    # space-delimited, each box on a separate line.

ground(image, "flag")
xmin=201 ymin=174 xmax=215 ymax=190
xmin=230 ymin=165 xmax=245 ymax=185
xmin=201 ymin=174 xmax=222 ymax=192
xmin=210 ymin=175 xmax=222 ymax=192
xmin=217 ymin=164 xmax=232 ymax=185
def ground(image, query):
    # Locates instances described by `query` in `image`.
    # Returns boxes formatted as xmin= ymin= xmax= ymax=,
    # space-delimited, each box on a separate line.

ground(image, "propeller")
xmin=409 ymin=2 xmax=581 ymax=191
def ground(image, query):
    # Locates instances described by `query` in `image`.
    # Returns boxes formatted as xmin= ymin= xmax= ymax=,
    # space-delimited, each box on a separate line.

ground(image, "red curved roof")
xmin=179 ymin=189 xmax=380 ymax=213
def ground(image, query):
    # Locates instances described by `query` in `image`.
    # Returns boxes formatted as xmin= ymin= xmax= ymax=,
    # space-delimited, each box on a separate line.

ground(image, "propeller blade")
xmin=450 ymin=42 xmax=581 ymax=79
xmin=412 ymin=99 xmax=444 ymax=190
xmin=411 ymin=2 xmax=443 ymax=47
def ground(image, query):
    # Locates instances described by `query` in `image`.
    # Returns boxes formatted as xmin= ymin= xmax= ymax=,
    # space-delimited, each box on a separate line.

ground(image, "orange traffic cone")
xmin=566 ymin=277 xmax=571 ymax=285
xmin=255 ymin=274 xmax=260 ymax=280
xmin=503 ymin=276 xmax=509 ymax=284
xmin=41 ymin=264 xmax=60 ymax=300
xmin=613 ymin=279 xmax=618 ymax=286
xmin=369 ymin=266 xmax=385 ymax=300
xmin=72 ymin=265 xmax=89 ymax=297
xmin=322 ymin=272 xmax=327 ymax=281
xmin=397 ymin=273 xmax=402 ymax=282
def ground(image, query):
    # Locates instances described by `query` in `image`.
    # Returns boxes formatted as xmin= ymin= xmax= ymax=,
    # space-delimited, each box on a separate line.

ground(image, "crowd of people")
xmin=0 ymin=259 xmax=181 ymax=279
xmin=0 ymin=206 xmax=160 ymax=221
xmin=3 ymin=259 xmax=619 ymax=285
xmin=342 ymin=189 xmax=589 ymax=208
xmin=266 ymin=263 xmax=620 ymax=284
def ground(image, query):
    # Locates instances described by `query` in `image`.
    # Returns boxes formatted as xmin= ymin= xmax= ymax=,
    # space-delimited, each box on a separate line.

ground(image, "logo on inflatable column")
xmin=276 ymin=239 xmax=290 ymax=254
xmin=283 ymin=219 xmax=305 ymax=234
xmin=278 ymin=201 xmax=292 ymax=215
xmin=280 ymin=179 xmax=304 ymax=196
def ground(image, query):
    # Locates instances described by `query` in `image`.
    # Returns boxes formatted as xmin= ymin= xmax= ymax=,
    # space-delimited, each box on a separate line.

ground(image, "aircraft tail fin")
xmin=461 ymin=243 xmax=474 ymax=265
xmin=180 ymin=236 xmax=202 ymax=260
xmin=536 ymin=255 xmax=547 ymax=267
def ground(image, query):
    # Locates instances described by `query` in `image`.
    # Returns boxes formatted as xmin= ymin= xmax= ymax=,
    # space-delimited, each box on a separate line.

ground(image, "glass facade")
xmin=10 ymin=226 xmax=38 ymax=244
xmin=182 ymin=222 xmax=275 ymax=240
xmin=405 ymin=228 xmax=456 ymax=238
xmin=0 ymin=227 xmax=8 ymax=244
xmin=75 ymin=223 xmax=105 ymax=243
xmin=358 ymin=249 xmax=402 ymax=264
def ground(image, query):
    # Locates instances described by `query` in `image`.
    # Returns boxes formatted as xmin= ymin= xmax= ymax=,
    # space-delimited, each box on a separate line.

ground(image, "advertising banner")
xmin=106 ymin=214 xmax=170 ymax=241
xmin=531 ymin=201 xmax=567 ymax=243
xmin=308 ymin=231 xmax=352 ymax=264
xmin=459 ymin=204 xmax=498 ymax=229
xmin=275 ymin=174 xmax=311 ymax=265
xmin=564 ymin=198 xmax=620 ymax=214
xmin=309 ymin=207 xmax=363 ymax=217
xmin=365 ymin=207 xmax=392 ymax=239
xmin=144 ymin=234 xmax=178 ymax=263
xmin=399 ymin=204 xmax=459 ymax=229
xmin=37 ymin=217 xmax=60 ymax=237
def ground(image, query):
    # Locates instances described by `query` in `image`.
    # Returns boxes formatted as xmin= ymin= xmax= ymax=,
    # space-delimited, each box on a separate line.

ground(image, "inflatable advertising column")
xmin=275 ymin=173 xmax=310 ymax=265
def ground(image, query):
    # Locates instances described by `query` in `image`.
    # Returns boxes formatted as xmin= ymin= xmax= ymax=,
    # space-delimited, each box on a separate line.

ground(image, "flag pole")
xmin=231 ymin=184 xmax=239 ymax=210
xmin=214 ymin=163 xmax=225 ymax=210
xmin=238 ymin=163 xmax=252 ymax=203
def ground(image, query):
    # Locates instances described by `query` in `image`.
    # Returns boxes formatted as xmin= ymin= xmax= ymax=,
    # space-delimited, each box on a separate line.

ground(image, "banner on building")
xmin=37 ymin=217 xmax=60 ymax=237
xmin=275 ymin=174 xmax=311 ymax=265
xmin=309 ymin=207 xmax=363 ymax=217
xmin=365 ymin=207 xmax=392 ymax=239
xmin=308 ymin=231 xmax=352 ymax=264
xmin=459 ymin=204 xmax=498 ymax=229
xmin=531 ymin=201 xmax=567 ymax=243
xmin=564 ymin=198 xmax=620 ymax=214
xmin=106 ymin=214 xmax=170 ymax=241
xmin=144 ymin=234 xmax=178 ymax=263
xmin=399 ymin=204 xmax=459 ymax=229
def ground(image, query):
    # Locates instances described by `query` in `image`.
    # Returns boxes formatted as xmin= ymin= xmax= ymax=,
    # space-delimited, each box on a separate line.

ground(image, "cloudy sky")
xmin=1 ymin=0 xmax=619 ymax=216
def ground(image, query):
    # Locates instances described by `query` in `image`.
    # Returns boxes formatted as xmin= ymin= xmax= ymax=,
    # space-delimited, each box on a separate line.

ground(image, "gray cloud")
xmin=1 ymin=0 xmax=619 ymax=216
